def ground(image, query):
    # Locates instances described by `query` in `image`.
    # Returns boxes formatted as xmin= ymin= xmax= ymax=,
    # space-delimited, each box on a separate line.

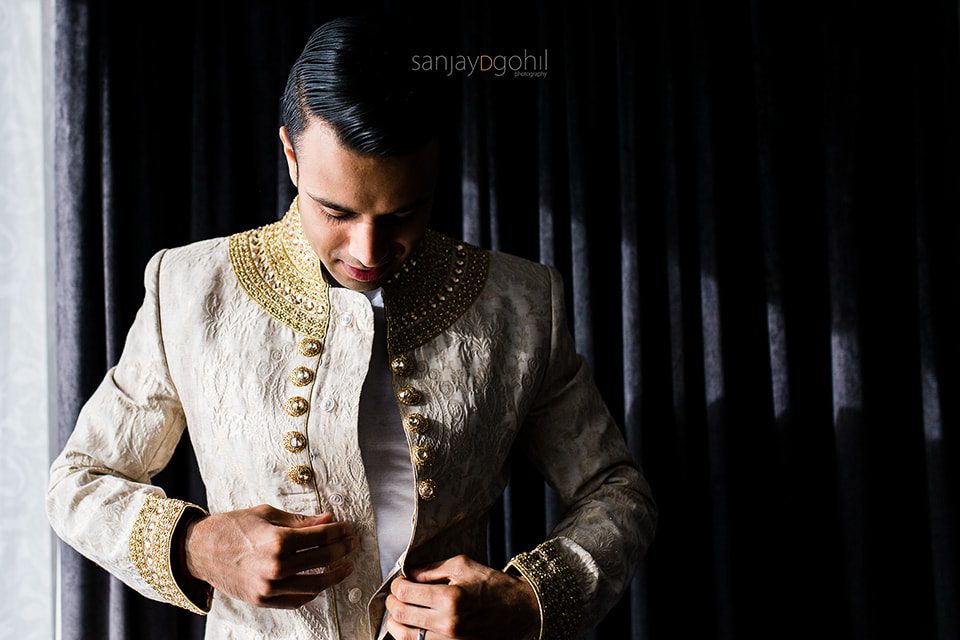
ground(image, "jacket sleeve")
xmin=503 ymin=263 xmax=658 ymax=640
xmin=46 ymin=248 xmax=212 ymax=615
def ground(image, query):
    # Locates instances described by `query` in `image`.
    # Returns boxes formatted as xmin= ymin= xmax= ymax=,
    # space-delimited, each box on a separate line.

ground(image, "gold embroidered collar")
xmin=228 ymin=195 xmax=489 ymax=357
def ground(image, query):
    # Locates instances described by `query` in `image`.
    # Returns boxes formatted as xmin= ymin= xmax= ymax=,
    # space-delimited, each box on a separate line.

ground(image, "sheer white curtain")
xmin=0 ymin=0 xmax=54 ymax=638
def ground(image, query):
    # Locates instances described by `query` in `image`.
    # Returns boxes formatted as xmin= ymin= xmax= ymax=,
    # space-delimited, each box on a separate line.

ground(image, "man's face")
xmin=279 ymin=118 xmax=438 ymax=291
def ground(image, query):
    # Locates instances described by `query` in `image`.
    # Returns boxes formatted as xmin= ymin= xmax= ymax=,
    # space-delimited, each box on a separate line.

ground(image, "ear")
xmin=279 ymin=126 xmax=299 ymax=188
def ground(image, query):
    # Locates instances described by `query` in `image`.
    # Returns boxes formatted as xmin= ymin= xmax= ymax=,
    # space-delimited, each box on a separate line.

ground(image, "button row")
xmin=282 ymin=394 xmax=336 ymax=417
xmin=288 ymin=465 xmax=313 ymax=485
xmin=403 ymin=413 xmax=429 ymax=434
xmin=284 ymin=396 xmax=309 ymax=417
xmin=390 ymin=354 xmax=415 ymax=377
xmin=289 ymin=366 xmax=314 ymax=387
xmin=285 ymin=338 xmax=323 ymax=487
xmin=417 ymin=479 xmax=436 ymax=501
xmin=284 ymin=431 xmax=307 ymax=453
xmin=413 ymin=444 xmax=435 ymax=467
xmin=298 ymin=338 xmax=322 ymax=357
xmin=286 ymin=340 xmax=440 ymax=503
xmin=392 ymin=352 xmax=439 ymax=503
xmin=397 ymin=385 xmax=423 ymax=406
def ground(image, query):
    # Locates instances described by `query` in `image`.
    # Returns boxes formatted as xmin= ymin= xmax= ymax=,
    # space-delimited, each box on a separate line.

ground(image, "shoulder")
xmin=151 ymin=235 xmax=232 ymax=287
xmin=483 ymin=249 xmax=561 ymax=331
xmin=159 ymin=235 xmax=231 ymax=272
xmin=485 ymin=247 xmax=554 ymax=296
xmin=424 ymin=231 xmax=559 ymax=334
xmin=130 ymin=236 xmax=239 ymax=308
xmin=422 ymin=228 xmax=553 ymax=298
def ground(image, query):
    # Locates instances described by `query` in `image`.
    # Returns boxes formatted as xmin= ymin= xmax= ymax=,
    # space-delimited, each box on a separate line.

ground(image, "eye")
xmin=319 ymin=205 xmax=416 ymax=224
xmin=322 ymin=209 xmax=351 ymax=225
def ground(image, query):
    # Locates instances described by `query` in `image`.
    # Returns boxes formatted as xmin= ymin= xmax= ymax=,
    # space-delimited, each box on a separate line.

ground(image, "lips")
xmin=342 ymin=261 xmax=388 ymax=282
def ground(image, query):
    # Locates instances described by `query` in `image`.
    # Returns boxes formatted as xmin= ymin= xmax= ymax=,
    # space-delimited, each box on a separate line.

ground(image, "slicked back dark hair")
xmin=280 ymin=16 xmax=445 ymax=159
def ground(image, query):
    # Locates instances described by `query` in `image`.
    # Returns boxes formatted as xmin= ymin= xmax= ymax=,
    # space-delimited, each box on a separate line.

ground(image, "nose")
xmin=348 ymin=221 xmax=392 ymax=268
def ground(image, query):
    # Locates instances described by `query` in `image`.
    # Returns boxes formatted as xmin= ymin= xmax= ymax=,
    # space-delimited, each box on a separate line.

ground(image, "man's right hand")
xmin=184 ymin=503 xmax=357 ymax=609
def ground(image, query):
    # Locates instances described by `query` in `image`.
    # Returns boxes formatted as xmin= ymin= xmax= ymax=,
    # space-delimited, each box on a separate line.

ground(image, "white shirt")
xmin=358 ymin=287 xmax=415 ymax=582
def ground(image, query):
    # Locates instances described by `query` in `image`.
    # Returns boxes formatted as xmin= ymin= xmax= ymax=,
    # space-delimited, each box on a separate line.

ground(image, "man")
xmin=46 ymin=16 xmax=657 ymax=640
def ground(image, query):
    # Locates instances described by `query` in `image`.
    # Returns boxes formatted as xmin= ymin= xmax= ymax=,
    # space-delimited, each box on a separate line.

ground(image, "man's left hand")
xmin=385 ymin=554 xmax=540 ymax=640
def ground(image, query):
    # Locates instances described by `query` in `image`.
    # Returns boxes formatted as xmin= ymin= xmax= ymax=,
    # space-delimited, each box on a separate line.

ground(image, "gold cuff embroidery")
xmin=503 ymin=538 xmax=584 ymax=640
xmin=129 ymin=494 xmax=211 ymax=615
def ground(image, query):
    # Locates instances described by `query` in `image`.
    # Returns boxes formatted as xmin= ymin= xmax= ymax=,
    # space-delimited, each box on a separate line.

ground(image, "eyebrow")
xmin=306 ymin=192 xmax=429 ymax=217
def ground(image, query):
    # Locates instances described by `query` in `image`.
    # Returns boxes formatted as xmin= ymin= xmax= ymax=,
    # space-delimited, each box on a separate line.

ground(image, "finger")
xmin=278 ymin=521 xmax=355 ymax=554
xmin=386 ymin=616 xmax=419 ymax=640
xmin=407 ymin=555 xmax=473 ymax=583
xmin=269 ymin=561 xmax=355 ymax=596
xmin=386 ymin=615 xmax=455 ymax=640
xmin=263 ymin=507 xmax=335 ymax=528
xmin=406 ymin=559 xmax=445 ymax=581
xmin=282 ymin=536 xmax=358 ymax=576
xmin=255 ymin=593 xmax=319 ymax=610
xmin=386 ymin=594 xmax=450 ymax=633
xmin=385 ymin=616 xmax=412 ymax=639
xmin=390 ymin=576 xmax=453 ymax=609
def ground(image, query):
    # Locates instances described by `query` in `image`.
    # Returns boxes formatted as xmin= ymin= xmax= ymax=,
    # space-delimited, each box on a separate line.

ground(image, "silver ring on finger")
xmin=417 ymin=629 xmax=426 ymax=640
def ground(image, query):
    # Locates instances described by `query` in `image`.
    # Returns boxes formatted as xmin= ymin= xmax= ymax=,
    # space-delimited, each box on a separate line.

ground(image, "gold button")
xmin=413 ymin=444 xmax=435 ymax=467
xmin=288 ymin=465 xmax=314 ymax=485
xmin=284 ymin=431 xmax=307 ymax=453
xmin=417 ymin=479 xmax=437 ymax=501
xmin=396 ymin=386 xmax=423 ymax=406
xmin=298 ymin=338 xmax=322 ymax=357
xmin=390 ymin=354 xmax=415 ymax=377
xmin=284 ymin=396 xmax=309 ymax=417
xmin=288 ymin=366 xmax=315 ymax=387
xmin=403 ymin=413 xmax=429 ymax=434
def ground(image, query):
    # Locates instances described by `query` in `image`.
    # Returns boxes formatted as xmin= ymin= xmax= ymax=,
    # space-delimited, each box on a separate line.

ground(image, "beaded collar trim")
xmin=380 ymin=221 xmax=489 ymax=357
xmin=228 ymin=196 xmax=332 ymax=343
xmin=228 ymin=195 xmax=490 ymax=357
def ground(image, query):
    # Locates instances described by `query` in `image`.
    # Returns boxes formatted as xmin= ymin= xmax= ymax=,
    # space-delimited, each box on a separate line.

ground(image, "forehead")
xmin=295 ymin=118 xmax=438 ymax=211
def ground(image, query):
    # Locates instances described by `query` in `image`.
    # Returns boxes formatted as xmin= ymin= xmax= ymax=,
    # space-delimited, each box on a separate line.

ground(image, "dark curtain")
xmin=52 ymin=0 xmax=960 ymax=639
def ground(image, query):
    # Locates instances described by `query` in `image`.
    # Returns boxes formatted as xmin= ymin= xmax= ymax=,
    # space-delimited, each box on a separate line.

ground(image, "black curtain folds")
xmin=53 ymin=1 xmax=960 ymax=639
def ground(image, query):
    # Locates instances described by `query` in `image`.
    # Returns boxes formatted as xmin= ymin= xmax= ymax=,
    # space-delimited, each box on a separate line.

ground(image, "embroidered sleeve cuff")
xmin=129 ymin=494 xmax=212 ymax=615
xmin=503 ymin=538 xmax=584 ymax=640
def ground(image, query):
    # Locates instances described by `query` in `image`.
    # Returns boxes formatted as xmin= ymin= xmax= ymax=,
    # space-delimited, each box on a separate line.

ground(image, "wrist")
xmin=503 ymin=539 xmax=584 ymax=640
xmin=182 ymin=512 xmax=210 ymax=583
xmin=130 ymin=495 xmax=212 ymax=614
xmin=174 ymin=509 xmax=214 ymax=610
xmin=515 ymin=575 xmax=541 ymax=640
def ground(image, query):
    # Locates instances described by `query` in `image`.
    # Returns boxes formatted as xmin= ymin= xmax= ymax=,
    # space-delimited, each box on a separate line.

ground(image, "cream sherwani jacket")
xmin=47 ymin=196 xmax=658 ymax=640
